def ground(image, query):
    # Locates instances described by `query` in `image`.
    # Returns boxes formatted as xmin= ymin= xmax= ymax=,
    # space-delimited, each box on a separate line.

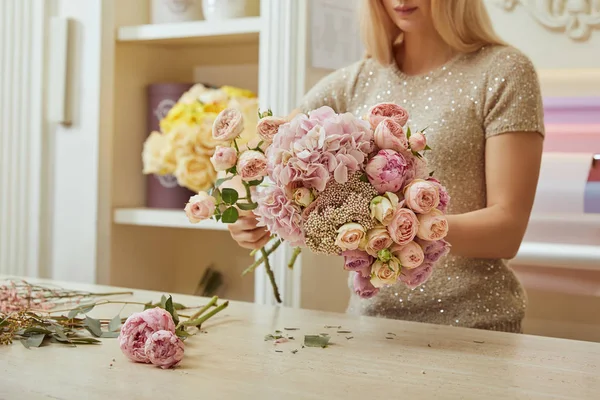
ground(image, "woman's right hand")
xmin=228 ymin=215 xmax=271 ymax=250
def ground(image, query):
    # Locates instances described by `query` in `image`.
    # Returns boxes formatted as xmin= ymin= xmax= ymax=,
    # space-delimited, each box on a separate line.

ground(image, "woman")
xmin=229 ymin=0 xmax=544 ymax=333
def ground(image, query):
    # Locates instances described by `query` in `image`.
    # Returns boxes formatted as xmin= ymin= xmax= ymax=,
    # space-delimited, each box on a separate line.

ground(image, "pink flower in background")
xmin=144 ymin=330 xmax=185 ymax=369
xmin=417 ymin=209 xmax=449 ymax=241
xmin=364 ymin=227 xmax=393 ymax=257
xmin=367 ymin=102 xmax=409 ymax=129
xmin=408 ymin=131 xmax=427 ymax=152
xmin=374 ymin=118 xmax=409 ymax=153
xmin=342 ymin=250 xmax=373 ymax=277
xmin=366 ymin=149 xmax=408 ymax=194
xmin=390 ymin=242 xmax=424 ymax=269
xmin=210 ymin=146 xmax=237 ymax=171
xmin=403 ymin=179 xmax=440 ymax=214
xmin=353 ymin=272 xmax=380 ymax=299
xmin=387 ymin=205 xmax=420 ymax=246
xmin=212 ymin=108 xmax=244 ymax=141
xmin=119 ymin=308 xmax=176 ymax=364
xmin=185 ymin=192 xmax=217 ymax=223
xmin=308 ymin=105 xmax=337 ymax=123
xmin=257 ymin=116 xmax=287 ymax=142
xmin=237 ymin=150 xmax=268 ymax=182
xmin=254 ymin=186 xmax=305 ymax=247
xmin=399 ymin=263 xmax=434 ymax=289
xmin=427 ymin=177 xmax=450 ymax=212
xmin=417 ymin=238 xmax=451 ymax=263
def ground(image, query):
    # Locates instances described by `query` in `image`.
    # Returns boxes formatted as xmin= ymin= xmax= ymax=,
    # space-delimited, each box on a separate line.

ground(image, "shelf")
xmin=114 ymin=208 xmax=228 ymax=231
xmin=117 ymin=17 xmax=262 ymax=46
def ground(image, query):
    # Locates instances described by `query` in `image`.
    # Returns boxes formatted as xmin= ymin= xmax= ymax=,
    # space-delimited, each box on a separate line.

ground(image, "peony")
xmin=119 ymin=308 xmax=176 ymax=364
xmin=374 ymin=118 xmax=409 ymax=153
xmin=417 ymin=238 xmax=451 ymax=263
xmin=353 ymin=272 xmax=380 ymax=299
xmin=370 ymin=192 xmax=399 ymax=226
xmin=400 ymin=262 xmax=434 ymax=289
xmin=335 ymin=223 xmax=366 ymax=251
xmin=185 ymin=192 xmax=217 ymax=223
xmin=387 ymin=206 xmax=420 ymax=245
xmin=366 ymin=149 xmax=408 ymax=194
xmin=370 ymin=258 xmax=401 ymax=288
xmin=417 ymin=209 xmax=449 ymax=241
xmin=174 ymin=155 xmax=217 ymax=193
xmin=254 ymin=185 xmax=305 ymax=247
xmin=367 ymin=102 xmax=409 ymax=129
xmin=427 ymin=177 xmax=450 ymax=212
xmin=210 ymin=146 xmax=237 ymax=171
xmin=212 ymin=108 xmax=244 ymax=141
xmin=403 ymin=179 xmax=440 ymax=214
xmin=391 ymin=242 xmax=424 ymax=269
xmin=403 ymin=153 xmax=429 ymax=185
xmin=409 ymin=131 xmax=427 ymax=152
xmin=144 ymin=330 xmax=185 ymax=369
xmin=342 ymin=250 xmax=373 ymax=277
xmin=293 ymin=187 xmax=314 ymax=208
xmin=257 ymin=116 xmax=287 ymax=142
xmin=237 ymin=150 xmax=268 ymax=182
xmin=364 ymin=226 xmax=394 ymax=257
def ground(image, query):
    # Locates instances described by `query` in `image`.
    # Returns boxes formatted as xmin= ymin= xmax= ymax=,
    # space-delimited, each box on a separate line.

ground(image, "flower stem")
xmin=288 ymin=247 xmax=302 ymax=269
xmin=187 ymin=296 xmax=218 ymax=322
xmin=241 ymin=240 xmax=282 ymax=276
xmin=181 ymin=301 xmax=229 ymax=327
xmin=243 ymin=182 xmax=252 ymax=204
xmin=261 ymin=248 xmax=282 ymax=304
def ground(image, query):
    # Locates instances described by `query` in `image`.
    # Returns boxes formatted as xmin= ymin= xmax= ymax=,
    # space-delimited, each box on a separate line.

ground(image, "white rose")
xmin=335 ymin=223 xmax=367 ymax=251
xmin=370 ymin=192 xmax=399 ymax=226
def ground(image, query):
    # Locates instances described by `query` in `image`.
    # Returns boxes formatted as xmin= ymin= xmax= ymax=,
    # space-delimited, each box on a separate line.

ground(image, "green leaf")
xmin=23 ymin=327 xmax=52 ymax=335
xmin=51 ymin=325 xmax=69 ymax=342
xmin=406 ymin=126 xmax=412 ymax=139
xmin=226 ymin=166 xmax=238 ymax=175
xmin=215 ymin=214 xmax=222 ymax=222
xmin=25 ymin=334 xmax=46 ymax=348
xmin=221 ymin=188 xmax=239 ymax=205
xmin=67 ymin=303 xmax=95 ymax=318
xmin=359 ymin=173 xmax=369 ymax=183
xmin=143 ymin=301 xmax=153 ymax=310
xmin=237 ymin=202 xmax=258 ymax=211
xmin=109 ymin=314 xmax=121 ymax=332
xmin=221 ymin=207 xmax=239 ymax=223
xmin=424 ymin=145 xmax=432 ymax=151
xmin=85 ymin=316 xmax=103 ymax=338
xmin=100 ymin=331 xmax=120 ymax=339
xmin=173 ymin=302 xmax=186 ymax=310
xmin=247 ymin=178 xmax=264 ymax=187
xmin=429 ymin=171 xmax=435 ymax=177
xmin=304 ymin=334 xmax=331 ymax=348
xmin=175 ymin=329 xmax=192 ymax=340
xmin=165 ymin=296 xmax=180 ymax=325
xmin=421 ymin=126 xmax=429 ymax=132
xmin=160 ymin=295 xmax=167 ymax=309
xmin=215 ymin=176 xmax=234 ymax=188
xmin=68 ymin=337 xmax=101 ymax=345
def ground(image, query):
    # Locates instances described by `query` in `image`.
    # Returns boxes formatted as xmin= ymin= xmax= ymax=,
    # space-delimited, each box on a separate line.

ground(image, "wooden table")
xmin=1 ymin=279 xmax=599 ymax=400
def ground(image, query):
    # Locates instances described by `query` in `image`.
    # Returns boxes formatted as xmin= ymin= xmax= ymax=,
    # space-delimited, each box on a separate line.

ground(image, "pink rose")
xmin=403 ymin=153 xmax=429 ymax=185
xmin=400 ymin=263 xmax=434 ymax=289
xmin=210 ymin=146 xmax=237 ymax=171
xmin=366 ymin=149 xmax=408 ymax=194
xmin=387 ymin=206 xmax=420 ymax=246
xmin=353 ymin=272 xmax=380 ymax=299
xmin=212 ymin=108 xmax=244 ymax=141
xmin=367 ymin=102 xmax=409 ymax=129
xmin=364 ymin=227 xmax=393 ymax=257
xmin=119 ymin=308 xmax=176 ymax=364
xmin=409 ymin=131 xmax=427 ymax=152
xmin=374 ymin=118 xmax=408 ymax=153
xmin=427 ymin=177 xmax=450 ymax=212
xmin=417 ymin=209 xmax=449 ymax=241
xmin=370 ymin=258 xmax=401 ymax=288
xmin=342 ymin=250 xmax=373 ymax=277
xmin=403 ymin=179 xmax=440 ymax=214
xmin=390 ymin=241 xmax=424 ymax=269
xmin=237 ymin=150 xmax=268 ymax=182
xmin=144 ymin=330 xmax=185 ymax=369
xmin=185 ymin=192 xmax=217 ymax=223
xmin=335 ymin=223 xmax=366 ymax=251
xmin=417 ymin=238 xmax=451 ymax=263
xmin=257 ymin=116 xmax=287 ymax=142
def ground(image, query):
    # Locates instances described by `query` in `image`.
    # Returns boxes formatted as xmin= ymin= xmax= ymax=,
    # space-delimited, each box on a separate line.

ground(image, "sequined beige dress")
xmin=299 ymin=45 xmax=545 ymax=333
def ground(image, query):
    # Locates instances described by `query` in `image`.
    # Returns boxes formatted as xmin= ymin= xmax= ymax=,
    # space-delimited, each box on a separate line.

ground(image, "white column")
xmin=0 ymin=0 xmax=47 ymax=278
xmin=255 ymin=0 xmax=308 ymax=307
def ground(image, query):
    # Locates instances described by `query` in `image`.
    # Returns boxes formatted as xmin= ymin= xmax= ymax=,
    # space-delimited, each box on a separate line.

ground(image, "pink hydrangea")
xmin=144 ymin=330 xmax=185 ymax=369
xmin=254 ymin=186 xmax=305 ymax=247
xmin=119 ymin=308 xmax=176 ymax=363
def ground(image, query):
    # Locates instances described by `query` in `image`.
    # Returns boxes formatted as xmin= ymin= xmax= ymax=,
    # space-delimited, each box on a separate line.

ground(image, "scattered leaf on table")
xmin=346 ymin=336 xmax=354 ymax=340
xmin=304 ymin=334 xmax=331 ymax=348
xmin=51 ymin=325 xmax=69 ymax=342
xmin=284 ymin=328 xmax=299 ymax=331
xmin=67 ymin=303 xmax=95 ymax=319
xmin=108 ymin=314 xmax=121 ymax=332
xmin=474 ymin=340 xmax=485 ymax=344
xmin=23 ymin=327 xmax=52 ymax=335
xmin=22 ymin=333 xmax=46 ymax=349
xmin=324 ymin=325 xmax=341 ymax=329
xmin=385 ymin=337 xmax=394 ymax=340
xmin=337 ymin=330 xmax=352 ymax=334
xmin=85 ymin=316 xmax=103 ymax=338
xmin=164 ymin=296 xmax=180 ymax=325
xmin=264 ymin=333 xmax=284 ymax=341
xmin=275 ymin=350 xmax=283 ymax=353
xmin=291 ymin=350 xmax=298 ymax=354
xmin=68 ymin=337 xmax=101 ymax=345
xmin=387 ymin=332 xmax=396 ymax=336
xmin=101 ymin=331 xmax=120 ymax=339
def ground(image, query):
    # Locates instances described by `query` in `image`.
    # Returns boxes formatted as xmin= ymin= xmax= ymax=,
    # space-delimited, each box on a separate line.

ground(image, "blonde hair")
xmin=360 ymin=0 xmax=506 ymax=65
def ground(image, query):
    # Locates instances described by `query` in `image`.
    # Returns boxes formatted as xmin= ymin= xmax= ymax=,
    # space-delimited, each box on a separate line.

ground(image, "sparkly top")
xmin=299 ymin=45 xmax=545 ymax=332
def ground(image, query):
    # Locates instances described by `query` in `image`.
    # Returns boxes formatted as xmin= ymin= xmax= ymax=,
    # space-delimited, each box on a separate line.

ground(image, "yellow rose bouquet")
xmin=142 ymin=84 xmax=259 ymax=193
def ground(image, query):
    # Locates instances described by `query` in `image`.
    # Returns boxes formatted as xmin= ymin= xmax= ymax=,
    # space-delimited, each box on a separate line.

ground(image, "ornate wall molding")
xmin=493 ymin=0 xmax=600 ymax=40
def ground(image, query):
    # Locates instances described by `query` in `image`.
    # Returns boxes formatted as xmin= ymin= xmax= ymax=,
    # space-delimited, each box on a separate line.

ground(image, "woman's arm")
xmin=444 ymin=131 xmax=543 ymax=259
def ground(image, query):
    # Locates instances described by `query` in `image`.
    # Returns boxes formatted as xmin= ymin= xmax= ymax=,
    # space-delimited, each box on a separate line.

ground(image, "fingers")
xmin=228 ymin=216 xmax=259 ymax=232
xmin=238 ymin=231 xmax=271 ymax=250
xmin=231 ymin=227 xmax=268 ymax=244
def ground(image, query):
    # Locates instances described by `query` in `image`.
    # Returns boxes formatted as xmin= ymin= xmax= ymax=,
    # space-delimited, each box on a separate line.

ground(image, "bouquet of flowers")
xmin=142 ymin=84 xmax=259 ymax=193
xmin=184 ymin=103 xmax=451 ymax=302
